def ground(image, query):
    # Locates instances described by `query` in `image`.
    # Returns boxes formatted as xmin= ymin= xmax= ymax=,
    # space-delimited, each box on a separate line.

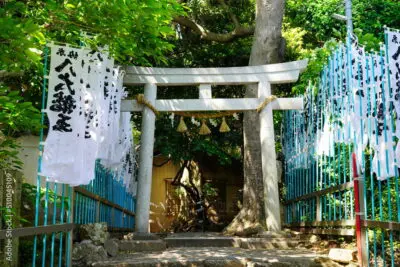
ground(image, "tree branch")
xmin=173 ymin=16 xmax=254 ymax=43
xmin=0 ymin=71 xmax=24 ymax=81
xmin=153 ymin=157 xmax=171 ymax=167
xmin=217 ymin=0 xmax=240 ymax=28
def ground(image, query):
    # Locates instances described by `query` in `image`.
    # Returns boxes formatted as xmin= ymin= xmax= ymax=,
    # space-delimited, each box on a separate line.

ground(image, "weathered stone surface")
xmin=203 ymin=257 xmax=243 ymax=267
xmin=268 ymin=263 xmax=293 ymax=267
xmin=312 ymin=257 xmax=343 ymax=267
xmin=91 ymin=246 xmax=322 ymax=267
xmin=319 ymin=241 xmax=329 ymax=248
xmin=327 ymin=240 xmax=338 ymax=249
xmin=308 ymin=235 xmax=321 ymax=244
xmin=79 ymin=222 xmax=109 ymax=245
xmin=276 ymin=161 xmax=283 ymax=182
xmin=256 ymin=231 xmax=292 ymax=238
xmin=328 ymin=248 xmax=357 ymax=264
xmin=165 ymin=236 xmax=240 ymax=248
xmin=72 ymin=240 xmax=108 ymax=267
xmin=93 ymin=258 xmax=206 ymax=267
xmin=104 ymin=238 xmax=119 ymax=257
xmin=165 ymin=233 xmax=297 ymax=250
xmin=240 ymin=238 xmax=298 ymax=249
xmin=118 ymin=240 xmax=167 ymax=253
xmin=123 ymin=232 xmax=159 ymax=240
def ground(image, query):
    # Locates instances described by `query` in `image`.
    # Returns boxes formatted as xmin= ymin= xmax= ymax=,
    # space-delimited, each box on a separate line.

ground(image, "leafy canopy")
xmin=1 ymin=0 xmax=184 ymax=72
xmin=0 ymin=0 xmax=183 ymax=170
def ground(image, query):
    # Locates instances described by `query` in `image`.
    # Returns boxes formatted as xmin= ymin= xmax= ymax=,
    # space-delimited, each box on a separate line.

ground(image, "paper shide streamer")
xmin=41 ymin=44 xmax=136 ymax=194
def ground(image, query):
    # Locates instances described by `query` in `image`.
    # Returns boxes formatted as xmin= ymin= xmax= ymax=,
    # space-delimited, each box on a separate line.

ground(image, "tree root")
xmin=222 ymin=209 xmax=266 ymax=237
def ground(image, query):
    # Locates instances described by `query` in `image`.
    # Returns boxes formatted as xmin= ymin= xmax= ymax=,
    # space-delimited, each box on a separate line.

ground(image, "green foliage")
xmin=203 ymin=182 xmax=218 ymax=198
xmin=0 ymin=0 xmax=183 ymax=170
xmin=145 ymin=0 xmax=255 ymax=165
xmin=180 ymin=0 xmax=254 ymax=39
xmin=0 ymin=86 xmax=41 ymax=136
xmin=352 ymin=0 xmax=400 ymax=38
xmin=1 ymin=0 xmax=184 ymax=70
xmin=285 ymin=0 xmax=400 ymax=49
xmin=0 ymin=206 xmax=29 ymax=227
xmin=355 ymin=30 xmax=381 ymax=51
xmin=0 ymin=3 xmax=44 ymax=72
xmin=0 ymin=85 xmax=42 ymax=170
xmin=285 ymin=0 xmax=344 ymax=46
xmin=282 ymin=25 xmax=308 ymax=61
xmin=164 ymin=0 xmax=254 ymax=68
xmin=0 ymin=137 xmax=22 ymax=171
xmin=154 ymin=114 xmax=242 ymax=165
xmin=318 ymin=143 xmax=353 ymax=187
xmin=22 ymin=183 xmax=70 ymax=211
xmin=291 ymin=39 xmax=339 ymax=95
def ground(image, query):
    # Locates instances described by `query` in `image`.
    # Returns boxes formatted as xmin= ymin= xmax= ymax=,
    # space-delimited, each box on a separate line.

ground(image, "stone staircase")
xmin=164 ymin=232 xmax=299 ymax=249
xmin=90 ymin=232 xmax=339 ymax=267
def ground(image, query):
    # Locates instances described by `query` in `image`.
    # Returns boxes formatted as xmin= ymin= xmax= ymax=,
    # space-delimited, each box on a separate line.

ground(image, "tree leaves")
xmin=1 ymin=0 xmax=184 ymax=72
xmin=0 ymin=0 xmax=184 ymax=170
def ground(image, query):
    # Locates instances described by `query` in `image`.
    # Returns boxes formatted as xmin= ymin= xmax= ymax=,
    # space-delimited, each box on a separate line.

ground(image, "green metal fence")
xmin=283 ymin=30 xmax=400 ymax=266
xmin=74 ymin=161 xmax=136 ymax=230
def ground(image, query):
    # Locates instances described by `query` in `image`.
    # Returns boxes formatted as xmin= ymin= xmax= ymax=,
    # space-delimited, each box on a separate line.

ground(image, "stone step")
xmin=240 ymin=238 xmax=299 ymax=249
xmin=165 ymin=236 xmax=240 ymax=248
xmin=93 ymin=257 xmax=245 ymax=267
xmin=165 ymin=236 xmax=298 ymax=250
xmin=117 ymin=240 xmax=167 ymax=254
xmin=92 ymin=247 xmax=324 ymax=267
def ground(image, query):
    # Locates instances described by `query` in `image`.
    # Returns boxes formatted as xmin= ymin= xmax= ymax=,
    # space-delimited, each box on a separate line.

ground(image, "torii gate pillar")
xmin=135 ymin=83 xmax=157 ymax=233
xmin=123 ymin=59 xmax=308 ymax=233
xmin=259 ymin=80 xmax=281 ymax=231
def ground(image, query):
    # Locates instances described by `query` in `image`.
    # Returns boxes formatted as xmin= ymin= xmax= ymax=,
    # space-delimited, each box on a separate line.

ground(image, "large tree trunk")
xmin=224 ymin=0 xmax=285 ymax=236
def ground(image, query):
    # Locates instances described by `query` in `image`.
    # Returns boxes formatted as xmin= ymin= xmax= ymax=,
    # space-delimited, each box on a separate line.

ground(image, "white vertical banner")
xmin=75 ymin=50 xmax=107 ymax=183
xmin=386 ymin=29 xmax=400 ymax=168
xmin=97 ymin=58 xmax=115 ymax=162
xmin=41 ymin=45 xmax=84 ymax=185
xmin=342 ymin=45 xmax=354 ymax=144
xmin=41 ymin=44 xmax=135 ymax=187
xmin=351 ymin=41 xmax=369 ymax=168
xmin=370 ymin=52 xmax=395 ymax=180
xmin=110 ymin=69 xmax=125 ymax=166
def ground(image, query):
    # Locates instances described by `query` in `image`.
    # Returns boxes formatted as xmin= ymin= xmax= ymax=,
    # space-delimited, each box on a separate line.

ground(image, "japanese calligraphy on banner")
xmin=41 ymin=44 xmax=135 ymax=191
xmin=387 ymin=30 xmax=400 ymax=169
xmin=41 ymin=45 xmax=84 ymax=184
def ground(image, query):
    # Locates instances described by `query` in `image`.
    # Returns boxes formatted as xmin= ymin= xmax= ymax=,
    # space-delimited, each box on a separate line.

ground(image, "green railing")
xmin=283 ymin=29 xmax=400 ymax=266
xmin=74 ymin=162 xmax=136 ymax=230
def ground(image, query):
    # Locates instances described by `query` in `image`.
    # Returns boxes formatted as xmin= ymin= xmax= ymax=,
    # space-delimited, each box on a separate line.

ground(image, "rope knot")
xmin=135 ymin=94 xmax=159 ymax=116
xmin=256 ymin=95 xmax=278 ymax=113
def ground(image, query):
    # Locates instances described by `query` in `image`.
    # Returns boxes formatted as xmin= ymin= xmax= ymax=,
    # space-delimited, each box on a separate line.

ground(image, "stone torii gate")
xmin=121 ymin=59 xmax=308 ymax=233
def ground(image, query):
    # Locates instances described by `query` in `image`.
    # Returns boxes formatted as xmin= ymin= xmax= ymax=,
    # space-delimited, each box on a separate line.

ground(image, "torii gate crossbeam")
xmin=122 ymin=59 xmax=308 ymax=233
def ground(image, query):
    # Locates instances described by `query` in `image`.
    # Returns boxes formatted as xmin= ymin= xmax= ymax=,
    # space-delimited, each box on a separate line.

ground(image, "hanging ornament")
xmin=191 ymin=116 xmax=201 ymax=126
xmin=209 ymin=118 xmax=218 ymax=127
xmin=169 ymin=113 xmax=175 ymax=127
xmin=176 ymin=116 xmax=188 ymax=132
xmin=199 ymin=120 xmax=211 ymax=135
xmin=219 ymin=117 xmax=231 ymax=133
